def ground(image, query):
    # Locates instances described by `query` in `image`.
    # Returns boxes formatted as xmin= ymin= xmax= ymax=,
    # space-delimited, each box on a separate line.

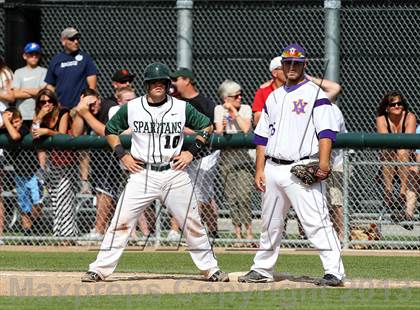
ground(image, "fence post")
xmin=324 ymin=0 xmax=341 ymax=84
xmin=176 ymin=0 xmax=194 ymax=69
xmin=342 ymin=149 xmax=350 ymax=249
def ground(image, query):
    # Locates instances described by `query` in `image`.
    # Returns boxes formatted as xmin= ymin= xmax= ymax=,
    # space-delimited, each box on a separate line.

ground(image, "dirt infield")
xmin=1 ymin=271 xmax=419 ymax=297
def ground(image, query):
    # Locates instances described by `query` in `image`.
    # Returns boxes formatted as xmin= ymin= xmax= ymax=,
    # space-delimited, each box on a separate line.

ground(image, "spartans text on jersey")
xmin=132 ymin=121 xmax=182 ymax=134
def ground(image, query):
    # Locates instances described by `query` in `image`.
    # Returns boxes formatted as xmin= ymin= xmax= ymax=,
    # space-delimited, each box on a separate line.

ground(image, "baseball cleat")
xmin=208 ymin=270 xmax=230 ymax=282
xmin=238 ymin=270 xmax=274 ymax=283
xmin=81 ymin=271 xmax=102 ymax=283
xmin=315 ymin=274 xmax=344 ymax=287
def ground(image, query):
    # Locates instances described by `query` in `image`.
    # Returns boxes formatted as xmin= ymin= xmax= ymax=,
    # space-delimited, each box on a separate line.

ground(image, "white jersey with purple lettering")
xmin=254 ymin=80 xmax=339 ymax=161
xmin=250 ymin=79 xmax=345 ymax=281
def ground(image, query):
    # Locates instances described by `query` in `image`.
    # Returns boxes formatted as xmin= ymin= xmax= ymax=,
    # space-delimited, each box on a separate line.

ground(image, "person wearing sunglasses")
xmin=45 ymin=27 xmax=98 ymax=109
xmin=33 ymin=88 xmax=79 ymax=242
xmin=376 ymin=90 xmax=417 ymax=229
xmin=214 ymin=80 xmax=255 ymax=247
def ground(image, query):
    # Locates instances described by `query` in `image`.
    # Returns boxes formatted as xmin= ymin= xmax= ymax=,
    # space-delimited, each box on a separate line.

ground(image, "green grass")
xmin=0 ymin=251 xmax=419 ymax=280
xmin=1 ymin=289 xmax=419 ymax=309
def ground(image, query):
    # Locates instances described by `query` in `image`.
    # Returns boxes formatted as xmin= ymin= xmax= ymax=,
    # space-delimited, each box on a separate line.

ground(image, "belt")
xmin=268 ymin=156 xmax=310 ymax=165
xmin=139 ymin=162 xmax=171 ymax=172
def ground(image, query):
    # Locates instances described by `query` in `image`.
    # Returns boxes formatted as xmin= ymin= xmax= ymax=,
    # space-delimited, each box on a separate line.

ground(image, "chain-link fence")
xmin=0 ymin=1 xmax=419 ymax=249
xmin=0 ymin=146 xmax=418 ymax=249
xmin=1 ymin=1 xmax=419 ymax=132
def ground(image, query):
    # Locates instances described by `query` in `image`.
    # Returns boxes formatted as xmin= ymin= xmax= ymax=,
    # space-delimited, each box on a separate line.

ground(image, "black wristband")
xmin=188 ymin=139 xmax=206 ymax=157
xmin=200 ymin=130 xmax=210 ymax=143
xmin=114 ymin=144 xmax=126 ymax=160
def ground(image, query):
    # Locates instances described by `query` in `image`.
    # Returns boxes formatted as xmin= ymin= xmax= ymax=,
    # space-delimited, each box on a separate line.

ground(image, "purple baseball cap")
xmin=281 ymin=44 xmax=306 ymax=62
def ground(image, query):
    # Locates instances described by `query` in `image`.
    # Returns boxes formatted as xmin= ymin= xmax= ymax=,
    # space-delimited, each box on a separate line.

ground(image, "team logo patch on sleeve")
xmin=292 ymin=99 xmax=308 ymax=115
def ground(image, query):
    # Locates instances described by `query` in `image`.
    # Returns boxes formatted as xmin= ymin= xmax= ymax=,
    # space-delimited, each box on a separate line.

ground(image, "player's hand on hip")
xmin=171 ymin=151 xmax=193 ymax=170
xmin=254 ymin=170 xmax=266 ymax=192
xmin=121 ymin=154 xmax=143 ymax=173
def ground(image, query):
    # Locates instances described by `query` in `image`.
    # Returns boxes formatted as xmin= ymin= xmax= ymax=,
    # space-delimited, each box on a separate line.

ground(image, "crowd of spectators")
xmin=0 ymin=26 xmax=418 ymax=246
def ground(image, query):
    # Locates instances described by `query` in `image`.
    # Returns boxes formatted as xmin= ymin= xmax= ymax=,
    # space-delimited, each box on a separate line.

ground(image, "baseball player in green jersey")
xmin=81 ymin=63 xmax=229 ymax=283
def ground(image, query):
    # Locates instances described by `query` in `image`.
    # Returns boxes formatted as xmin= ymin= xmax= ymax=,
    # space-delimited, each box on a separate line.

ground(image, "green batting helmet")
xmin=143 ymin=62 xmax=171 ymax=82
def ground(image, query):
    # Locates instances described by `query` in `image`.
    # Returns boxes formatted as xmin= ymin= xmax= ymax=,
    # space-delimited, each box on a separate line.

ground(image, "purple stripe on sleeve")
xmin=314 ymin=98 xmax=331 ymax=108
xmin=253 ymin=134 xmax=268 ymax=146
xmin=318 ymin=129 xmax=337 ymax=142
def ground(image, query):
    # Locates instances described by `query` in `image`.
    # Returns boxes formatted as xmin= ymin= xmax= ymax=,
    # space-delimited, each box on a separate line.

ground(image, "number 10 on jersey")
xmin=164 ymin=135 xmax=181 ymax=149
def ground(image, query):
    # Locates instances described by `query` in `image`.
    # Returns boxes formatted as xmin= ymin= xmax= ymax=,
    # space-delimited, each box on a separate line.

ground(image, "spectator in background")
xmin=327 ymin=103 xmax=348 ymax=242
xmin=214 ymin=80 xmax=255 ymax=246
xmin=252 ymin=56 xmax=285 ymax=126
xmin=13 ymin=42 xmax=47 ymax=128
xmin=78 ymin=69 xmax=134 ymax=196
xmin=0 ymin=56 xmax=15 ymax=111
xmin=45 ymin=27 xmax=97 ymax=108
xmin=376 ymin=90 xmax=417 ymax=230
xmin=0 ymin=57 xmax=14 ymax=245
xmin=1 ymin=108 xmax=42 ymax=236
xmin=32 ymin=88 xmax=78 ymax=241
xmin=108 ymin=86 xmax=136 ymax=119
xmin=73 ymin=88 xmax=135 ymax=242
xmin=170 ymin=67 xmax=220 ymax=241
xmin=96 ymin=69 xmax=136 ymax=122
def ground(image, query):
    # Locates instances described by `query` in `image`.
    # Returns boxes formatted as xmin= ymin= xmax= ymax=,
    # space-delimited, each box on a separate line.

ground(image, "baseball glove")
xmin=290 ymin=161 xmax=330 ymax=186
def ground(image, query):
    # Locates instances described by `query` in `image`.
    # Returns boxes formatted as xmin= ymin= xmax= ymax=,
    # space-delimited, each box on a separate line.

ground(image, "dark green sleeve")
xmin=185 ymin=103 xmax=211 ymax=130
xmin=105 ymin=104 xmax=129 ymax=135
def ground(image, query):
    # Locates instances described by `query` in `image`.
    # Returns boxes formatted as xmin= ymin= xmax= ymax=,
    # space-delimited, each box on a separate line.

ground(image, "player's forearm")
xmin=318 ymin=138 xmax=332 ymax=171
xmin=186 ymin=124 xmax=213 ymax=158
xmin=106 ymin=134 xmax=122 ymax=150
xmin=195 ymin=124 xmax=213 ymax=143
xmin=255 ymin=145 xmax=266 ymax=172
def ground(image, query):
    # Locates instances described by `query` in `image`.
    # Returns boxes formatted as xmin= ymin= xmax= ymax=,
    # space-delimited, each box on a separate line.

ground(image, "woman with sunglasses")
xmin=214 ymin=80 xmax=255 ymax=247
xmin=376 ymin=90 xmax=417 ymax=229
xmin=33 ymin=88 xmax=78 ymax=241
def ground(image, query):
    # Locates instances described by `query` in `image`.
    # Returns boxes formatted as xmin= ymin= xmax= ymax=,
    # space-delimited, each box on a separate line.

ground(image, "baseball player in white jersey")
xmin=238 ymin=44 xmax=345 ymax=286
xmin=81 ymin=63 xmax=229 ymax=283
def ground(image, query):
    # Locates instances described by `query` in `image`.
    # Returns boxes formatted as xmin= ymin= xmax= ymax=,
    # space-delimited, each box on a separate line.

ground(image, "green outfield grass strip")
xmin=0 ymin=252 xmax=419 ymax=280
xmin=0 ymin=288 xmax=419 ymax=310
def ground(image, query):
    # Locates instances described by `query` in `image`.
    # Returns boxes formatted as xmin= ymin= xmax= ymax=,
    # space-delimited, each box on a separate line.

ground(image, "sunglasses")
xmin=388 ymin=101 xmax=403 ymax=107
xmin=228 ymin=93 xmax=242 ymax=100
xmin=68 ymin=35 xmax=81 ymax=42
xmin=26 ymin=52 xmax=41 ymax=57
xmin=39 ymin=99 xmax=56 ymax=105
